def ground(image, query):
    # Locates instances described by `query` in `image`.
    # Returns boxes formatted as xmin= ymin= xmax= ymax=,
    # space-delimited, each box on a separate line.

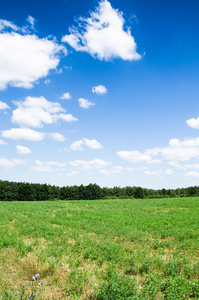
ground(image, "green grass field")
xmin=0 ymin=197 xmax=199 ymax=299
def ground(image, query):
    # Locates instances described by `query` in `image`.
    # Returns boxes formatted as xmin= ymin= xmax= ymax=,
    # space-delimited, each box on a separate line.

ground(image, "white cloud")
xmin=31 ymin=160 xmax=66 ymax=172
xmin=167 ymin=161 xmax=186 ymax=170
xmin=70 ymin=140 xmax=84 ymax=151
xmin=147 ymin=159 xmax=162 ymax=164
xmin=78 ymin=98 xmax=95 ymax=109
xmin=0 ymin=158 xmax=25 ymax=168
xmin=16 ymin=145 xmax=31 ymax=155
xmin=126 ymin=167 xmax=148 ymax=172
xmin=99 ymin=166 xmax=123 ymax=175
xmin=46 ymin=161 xmax=66 ymax=168
xmin=0 ymin=139 xmax=7 ymax=145
xmin=62 ymin=0 xmax=141 ymax=61
xmin=0 ymin=23 xmax=66 ymax=90
xmin=2 ymin=128 xmax=45 ymax=141
xmin=64 ymin=66 xmax=72 ymax=70
xmin=0 ymin=19 xmax=19 ymax=32
xmin=31 ymin=164 xmax=53 ymax=173
xmin=50 ymin=132 xmax=65 ymax=142
xmin=185 ymin=171 xmax=199 ymax=178
xmin=145 ymin=148 xmax=160 ymax=156
xmin=56 ymin=68 xmax=63 ymax=74
xmin=58 ymin=113 xmax=78 ymax=122
xmin=70 ymin=138 xmax=103 ymax=150
xmin=12 ymin=96 xmax=77 ymax=128
xmin=186 ymin=117 xmax=199 ymax=129
xmin=27 ymin=16 xmax=35 ymax=29
xmin=165 ymin=169 xmax=174 ymax=175
xmin=66 ymin=170 xmax=80 ymax=176
xmin=118 ymin=137 xmax=199 ymax=164
xmin=0 ymin=101 xmax=10 ymax=110
xmin=83 ymin=138 xmax=103 ymax=149
xmin=92 ymin=85 xmax=107 ymax=95
xmin=144 ymin=169 xmax=173 ymax=177
xmin=117 ymin=150 xmax=152 ymax=163
xmin=60 ymin=92 xmax=72 ymax=100
xmin=144 ymin=170 xmax=162 ymax=177
xmin=68 ymin=158 xmax=109 ymax=170
xmin=185 ymin=163 xmax=199 ymax=169
xmin=44 ymin=79 xmax=51 ymax=85
xmin=160 ymin=138 xmax=199 ymax=161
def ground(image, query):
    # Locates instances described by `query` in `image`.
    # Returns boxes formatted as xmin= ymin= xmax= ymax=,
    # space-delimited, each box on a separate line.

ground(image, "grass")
xmin=0 ymin=197 xmax=198 ymax=299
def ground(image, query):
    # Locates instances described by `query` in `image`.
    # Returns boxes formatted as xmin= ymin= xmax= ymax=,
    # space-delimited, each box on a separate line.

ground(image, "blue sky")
xmin=1 ymin=0 xmax=199 ymax=189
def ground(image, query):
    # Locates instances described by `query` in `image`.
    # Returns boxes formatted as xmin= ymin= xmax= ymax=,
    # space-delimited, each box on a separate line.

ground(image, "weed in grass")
xmin=92 ymin=272 xmax=139 ymax=300
xmin=140 ymin=274 xmax=163 ymax=299
xmin=1 ymin=274 xmax=43 ymax=300
xmin=161 ymin=276 xmax=193 ymax=299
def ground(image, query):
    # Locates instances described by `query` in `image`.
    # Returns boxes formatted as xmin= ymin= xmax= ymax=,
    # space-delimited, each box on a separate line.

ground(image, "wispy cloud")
xmin=31 ymin=160 xmax=66 ymax=173
xmin=68 ymin=158 xmax=109 ymax=170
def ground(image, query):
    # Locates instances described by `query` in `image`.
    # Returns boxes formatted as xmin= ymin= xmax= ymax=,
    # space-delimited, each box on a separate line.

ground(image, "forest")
xmin=0 ymin=179 xmax=199 ymax=201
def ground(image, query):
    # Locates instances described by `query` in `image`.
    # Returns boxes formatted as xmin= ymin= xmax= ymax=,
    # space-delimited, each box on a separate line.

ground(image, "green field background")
xmin=0 ymin=198 xmax=199 ymax=299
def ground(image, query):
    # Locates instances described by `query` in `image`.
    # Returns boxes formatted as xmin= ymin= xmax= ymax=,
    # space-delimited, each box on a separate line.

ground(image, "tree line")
xmin=0 ymin=180 xmax=199 ymax=201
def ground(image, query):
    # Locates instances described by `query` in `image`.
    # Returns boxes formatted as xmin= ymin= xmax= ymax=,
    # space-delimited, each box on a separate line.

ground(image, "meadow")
xmin=0 ymin=197 xmax=198 ymax=299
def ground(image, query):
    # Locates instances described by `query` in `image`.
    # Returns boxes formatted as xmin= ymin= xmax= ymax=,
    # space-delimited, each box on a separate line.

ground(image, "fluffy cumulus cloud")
xmin=60 ymin=92 xmax=72 ymax=100
xmin=31 ymin=160 xmax=66 ymax=172
xmin=117 ymin=137 xmax=199 ymax=164
xmin=161 ymin=138 xmax=199 ymax=161
xmin=0 ymin=158 xmax=25 ymax=168
xmin=2 ymin=128 xmax=45 ymax=141
xmin=50 ymin=132 xmax=65 ymax=142
xmin=58 ymin=113 xmax=78 ymax=122
xmin=92 ymin=85 xmax=107 ymax=95
xmin=0 ymin=101 xmax=10 ymax=110
xmin=62 ymin=0 xmax=141 ymax=61
xmin=78 ymin=98 xmax=95 ymax=109
xmin=83 ymin=138 xmax=103 ymax=149
xmin=186 ymin=117 xmax=199 ymax=129
xmin=11 ymin=96 xmax=78 ymax=128
xmin=70 ymin=140 xmax=84 ymax=151
xmin=16 ymin=145 xmax=31 ymax=155
xmin=70 ymin=138 xmax=103 ymax=150
xmin=0 ymin=18 xmax=66 ymax=90
xmin=68 ymin=158 xmax=109 ymax=170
